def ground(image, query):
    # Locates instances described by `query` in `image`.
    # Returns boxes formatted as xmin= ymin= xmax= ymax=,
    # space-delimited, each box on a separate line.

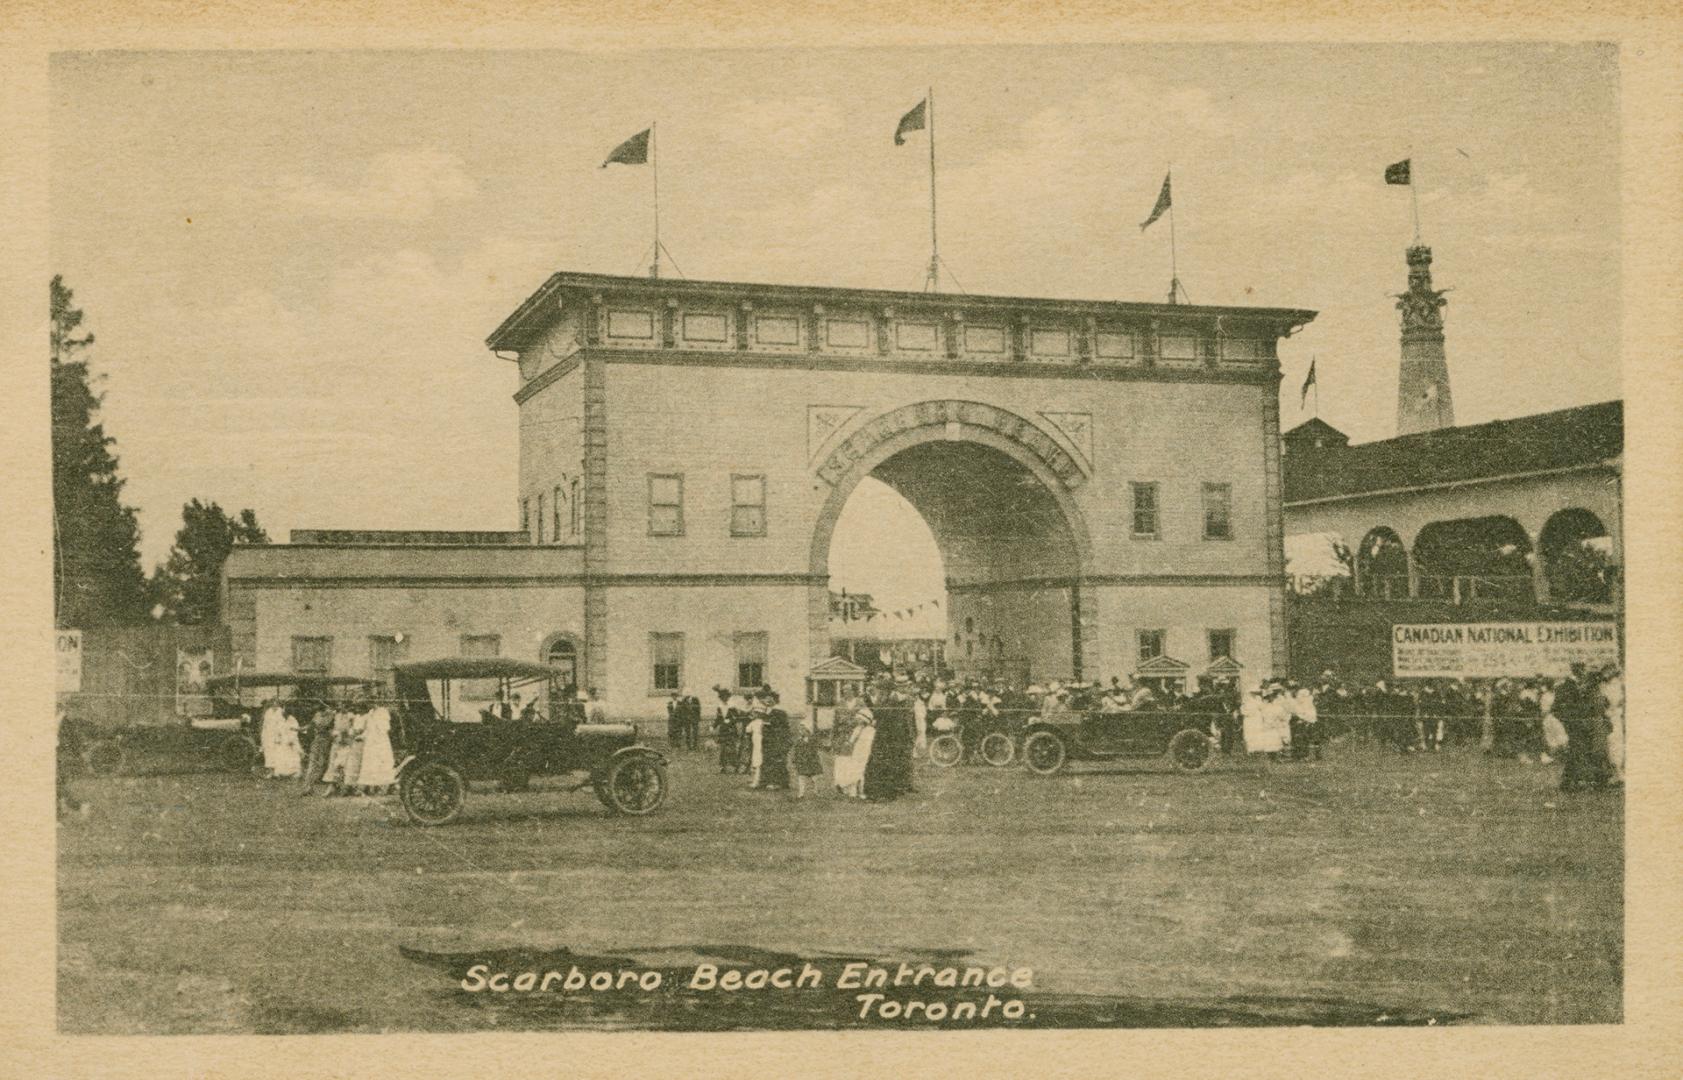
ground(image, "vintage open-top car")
xmin=80 ymin=671 xmax=366 ymax=776
xmin=390 ymin=657 xmax=668 ymax=825
xmin=1018 ymin=706 xmax=1216 ymax=776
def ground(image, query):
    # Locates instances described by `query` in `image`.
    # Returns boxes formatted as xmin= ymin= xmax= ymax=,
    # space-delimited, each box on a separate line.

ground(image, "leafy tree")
xmin=51 ymin=275 xmax=150 ymax=626
xmin=151 ymin=500 xmax=268 ymax=625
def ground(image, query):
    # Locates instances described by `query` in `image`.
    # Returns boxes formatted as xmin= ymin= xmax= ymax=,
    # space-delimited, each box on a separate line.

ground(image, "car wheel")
xmin=603 ymin=754 xmax=667 ymax=816
xmin=219 ymin=734 xmax=260 ymax=773
xmin=979 ymin=732 xmax=1016 ymax=767
xmin=1022 ymin=731 xmax=1067 ymax=776
xmin=83 ymin=740 xmax=125 ymax=777
xmin=927 ymin=733 xmax=963 ymax=768
xmin=1168 ymin=729 xmax=1213 ymax=773
xmin=400 ymin=760 xmax=467 ymax=826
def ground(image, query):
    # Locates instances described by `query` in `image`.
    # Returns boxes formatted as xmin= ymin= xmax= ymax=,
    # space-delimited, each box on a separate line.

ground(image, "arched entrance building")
xmin=223 ymin=271 xmax=1315 ymax=719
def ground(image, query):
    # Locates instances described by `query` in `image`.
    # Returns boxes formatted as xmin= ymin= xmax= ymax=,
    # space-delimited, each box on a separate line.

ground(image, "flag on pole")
xmin=1140 ymin=173 xmax=1172 ymax=231
xmin=894 ymin=99 xmax=927 ymax=145
xmin=1384 ymin=159 xmax=1411 ymax=185
xmin=601 ymin=128 xmax=651 ymax=168
xmin=1299 ymin=358 xmax=1317 ymax=407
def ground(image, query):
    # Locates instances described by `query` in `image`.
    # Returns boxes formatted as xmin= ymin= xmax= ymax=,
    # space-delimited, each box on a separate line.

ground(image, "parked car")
xmin=79 ymin=672 xmax=366 ymax=776
xmin=390 ymin=657 xmax=668 ymax=825
xmin=1018 ymin=707 xmax=1215 ymax=776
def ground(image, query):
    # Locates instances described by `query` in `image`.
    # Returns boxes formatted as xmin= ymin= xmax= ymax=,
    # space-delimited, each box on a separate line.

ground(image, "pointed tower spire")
xmin=1395 ymin=244 xmax=1453 ymax=435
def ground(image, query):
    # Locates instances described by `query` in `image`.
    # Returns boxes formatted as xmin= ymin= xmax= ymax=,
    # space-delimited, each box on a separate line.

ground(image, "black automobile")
xmin=391 ymin=657 xmax=668 ymax=825
xmin=79 ymin=672 xmax=365 ymax=776
xmin=1018 ymin=706 xmax=1215 ymax=776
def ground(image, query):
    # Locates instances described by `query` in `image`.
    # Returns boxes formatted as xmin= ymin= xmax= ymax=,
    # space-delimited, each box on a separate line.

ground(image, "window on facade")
xmin=734 ymin=631 xmax=768 ymax=690
xmin=520 ymin=497 xmax=530 ymax=536
xmin=1208 ymin=629 xmax=1236 ymax=662
xmin=553 ymin=485 xmax=562 ymax=543
xmin=1131 ymin=482 xmax=1160 ymax=538
xmin=569 ymin=478 xmax=581 ymax=536
xmin=1137 ymin=629 xmax=1166 ymax=663
xmin=648 ymin=474 xmax=684 ymax=536
xmin=291 ymin=636 xmax=332 ymax=678
xmin=546 ymin=637 xmax=578 ymax=689
xmin=730 ymin=474 xmax=766 ymax=537
xmin=368 ymin=634 xmax=408 ymax=688
xmin=1202 ymin=482 xmax=1233 ymax=540
xmin=651 ymin=632 xmax=684 ymax=692
xmin=535 ymin=493 xmax=545 ymax=543
xmin=460 ymin=633 xmax=501 ymax=700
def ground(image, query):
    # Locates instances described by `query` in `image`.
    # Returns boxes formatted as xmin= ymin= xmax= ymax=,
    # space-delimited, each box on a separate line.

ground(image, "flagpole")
xmin=1409 ymin=149 xmax=1421 ymax=245
xmin=927 ymin=87 xmax=939 ymax=293
xmin=650 ymin=121 xmax=661 ymax=280
xmin=1166 ymin=164 xmax=1180 ymax=304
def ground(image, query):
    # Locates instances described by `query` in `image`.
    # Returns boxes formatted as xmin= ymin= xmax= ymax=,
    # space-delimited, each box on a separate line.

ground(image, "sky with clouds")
xmin=50 ymin=44 xmax=1620 ymax=606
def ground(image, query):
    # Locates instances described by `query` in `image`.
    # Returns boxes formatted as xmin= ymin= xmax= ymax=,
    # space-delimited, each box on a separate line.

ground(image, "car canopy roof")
xmin=205 ymin=673 xmax=369 ymax=691
xmin=392 ymin=657 xmax=570 ymax=681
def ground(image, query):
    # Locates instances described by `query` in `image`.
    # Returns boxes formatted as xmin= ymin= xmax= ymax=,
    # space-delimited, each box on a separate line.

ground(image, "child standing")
xmin=790 ymin=719 xmax=824 ymax=798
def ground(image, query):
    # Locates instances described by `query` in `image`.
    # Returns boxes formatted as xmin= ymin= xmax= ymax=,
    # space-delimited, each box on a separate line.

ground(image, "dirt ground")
xmin=57 ymin=739 xmax=1622 ymax=1032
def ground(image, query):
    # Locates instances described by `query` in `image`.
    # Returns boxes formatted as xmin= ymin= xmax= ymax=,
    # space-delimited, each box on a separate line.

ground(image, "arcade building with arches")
xmin=222 ymin=270 xmax=1317 ymax=718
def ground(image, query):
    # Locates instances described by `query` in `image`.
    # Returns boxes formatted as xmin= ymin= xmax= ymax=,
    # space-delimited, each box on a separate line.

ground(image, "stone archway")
xmin=809 ymin=401 xmax=1096 ymax=680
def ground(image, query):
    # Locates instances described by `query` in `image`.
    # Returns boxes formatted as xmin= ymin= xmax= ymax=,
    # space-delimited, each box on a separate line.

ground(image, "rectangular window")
xmin=651 ymin=632 xmax=684 ymax=693
xmin=1095 ymin=330 xmax=1135 ymax=360
xmin=964 ymin=325 xmax=1006 ymax=354
xmin=606 ymin=309 xmax=654 ymax=339
xmin=520 ymin=497 xmax=530 ymax=536
xmin=648 ymin=473 xmax=684 ymax=536
xmin=730 ymin=474 xmax=766 ymax=537
xmin=1130 ymin=482 xmax=1160 ymax=538
xmin=1208 ymin=629 xmax=1236 ymax=662
xmin=368 ymin=634 xmax=409 ymax=688
xmin=1159 ymin=334 xmax=1200 ymax=362
xmin=291 ymin=636 xmax=332 ymax=678
xmin=1030 ymin=327 xmax=1071 ymax=356
xmin=682 ymin=311 xmax=729 ymax=343
xmin=1202 ymin=482 xmax=1233 ymax=540
xmin=570 ymin=477 xmax=581 ymax=535
xmin=1137 ymin=629 xmax=1165 ymax=664
xmin=755 ymin=315 xmax=801 ymax=346
xmin=460 ymin=633 xmax=501 ymax=700
xmin=553 ymin=485 xmax=562 ymax=542
xmin=734 ymin=631 xmax=769 ymax=690
xmin=535 ymin=493 xmax=545 ymax=543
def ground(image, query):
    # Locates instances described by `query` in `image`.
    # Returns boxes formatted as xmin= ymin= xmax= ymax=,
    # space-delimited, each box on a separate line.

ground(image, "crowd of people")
xmin=254 ymin=693 xmax=399 ymax=797
xmin=666 ymin=659 xmax=1626 ymax=797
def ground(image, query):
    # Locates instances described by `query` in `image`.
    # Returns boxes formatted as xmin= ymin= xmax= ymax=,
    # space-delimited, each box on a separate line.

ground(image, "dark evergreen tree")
xmin=151 ymin=500 xmax=268 ymax=625
xmin=51 ymin=275 xmax=150 ymax=626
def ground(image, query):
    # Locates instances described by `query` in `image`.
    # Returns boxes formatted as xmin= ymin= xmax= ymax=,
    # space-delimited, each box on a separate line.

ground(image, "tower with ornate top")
xmin=1395 ymin=245 xmax=1453 ymax=435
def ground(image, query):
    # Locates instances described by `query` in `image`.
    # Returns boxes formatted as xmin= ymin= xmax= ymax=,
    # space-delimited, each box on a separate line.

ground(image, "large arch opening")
xmin=1539 ymin=508 xmax=1614 ymax=604
xmin=1412 ymin=515 xmax=1535 ymax=602
xmin=1355 ymin=526 xmax=1409 ymax=598
xmin=814 ymin=418 xmax=1090 ymax=687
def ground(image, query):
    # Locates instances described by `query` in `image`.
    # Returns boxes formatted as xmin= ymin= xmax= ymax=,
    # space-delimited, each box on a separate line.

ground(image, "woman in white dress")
xmin=258 ymin=700 xmax=285 ymax=777
xmin=744 ymin=704 xmax=766 ymax=788
xmin=271 ymin=708 xmax=303 ymax=778
xmin=835 ymin=707 xmax=875 ymax=798
xmin=1241 ymin=686 xmax=1289 ymax=756
xmin=356 ymin=702 xmax=398 ymax=793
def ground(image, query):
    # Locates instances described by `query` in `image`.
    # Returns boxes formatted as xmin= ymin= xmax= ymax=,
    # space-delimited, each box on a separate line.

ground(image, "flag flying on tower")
xmin=1140 ymin=173 xmax=1172 ymax=231
xmin=1299 ymin=358 xmax=1317 ymax=407
xmin=1385 ymin=159 xmax=1411 ymax=185
xmin=894 ymin=99 xmax=927 ymax=145
xmin=601 ymin=128 xmax=651 ymax=168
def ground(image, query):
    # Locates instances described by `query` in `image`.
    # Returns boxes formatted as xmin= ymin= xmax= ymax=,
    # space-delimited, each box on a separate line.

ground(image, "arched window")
xmin=543 ymin=635 xmax=579 ymax=689
xmin=1539 ymin=509 xmax=1613 ymax=603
